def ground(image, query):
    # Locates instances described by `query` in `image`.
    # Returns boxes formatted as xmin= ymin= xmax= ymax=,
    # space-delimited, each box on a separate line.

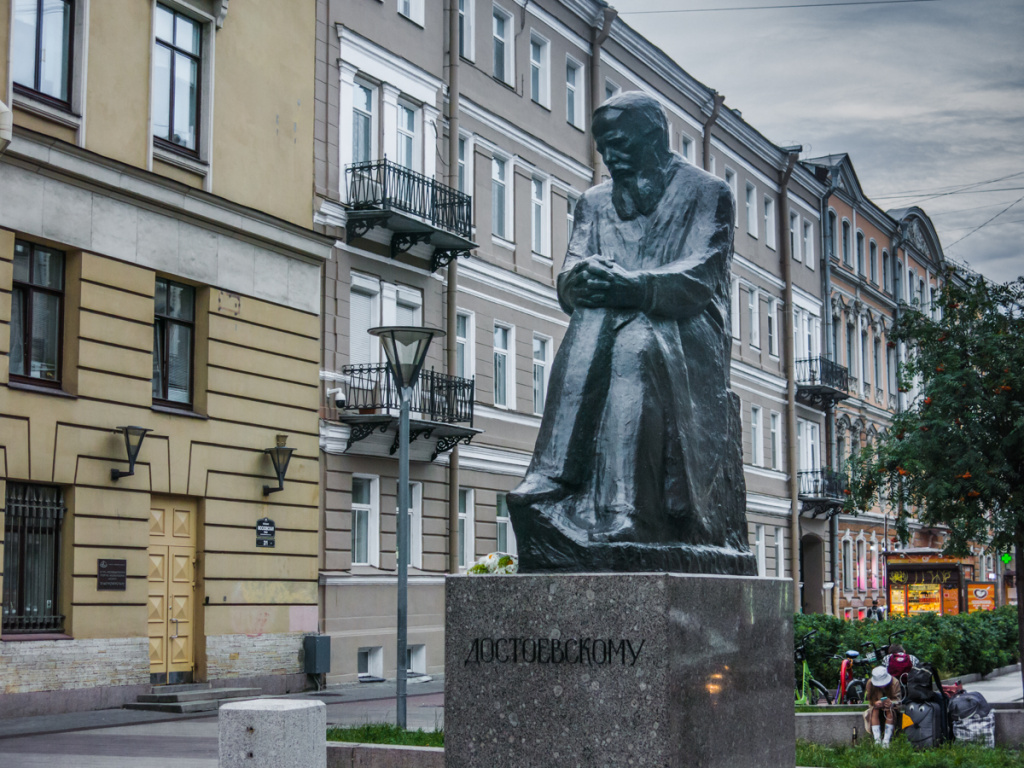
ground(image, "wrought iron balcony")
xmin=798 ymin=469 xmax=848 ymax=518
xmin=345 ymin=159 xmax=477 ymax=271
xmin=333 ymin=363 xmax=478 ymax=460
xmin=795 ymin=356 xmax=850 ymax=409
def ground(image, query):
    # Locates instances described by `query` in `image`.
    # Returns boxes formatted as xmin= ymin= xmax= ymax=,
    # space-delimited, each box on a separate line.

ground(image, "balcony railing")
xmin=797 ymin=469 xmax=847 ymax=501
xmin=795 ymin=356 xmax=849 ymax=393
xmin=340 ymin=364 xmax=474 ymax=426
xmin=347 ymin=159 xmax=472 ymax=240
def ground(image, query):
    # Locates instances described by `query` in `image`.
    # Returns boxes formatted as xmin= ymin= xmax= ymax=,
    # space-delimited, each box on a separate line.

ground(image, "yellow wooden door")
xmin=148 ymin=497 xmax=197 ymax=681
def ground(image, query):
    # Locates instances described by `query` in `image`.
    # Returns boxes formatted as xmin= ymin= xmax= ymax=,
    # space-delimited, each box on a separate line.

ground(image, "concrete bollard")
xmin=219 ymin=699 xmax=326 ymax=768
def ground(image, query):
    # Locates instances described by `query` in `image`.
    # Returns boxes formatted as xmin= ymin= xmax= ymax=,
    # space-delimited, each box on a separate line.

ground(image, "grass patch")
xmin=796 ymin=738 xmax=1022 ymax=767
xmin=326 ymin=722 xmax=444 ymax=748
xmin=796 ymin=705 xmax=865 ymax=713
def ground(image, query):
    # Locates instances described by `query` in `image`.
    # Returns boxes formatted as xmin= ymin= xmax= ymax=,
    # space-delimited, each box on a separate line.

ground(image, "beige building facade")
xmin=0 ymin=0 xmax=331 ymax=715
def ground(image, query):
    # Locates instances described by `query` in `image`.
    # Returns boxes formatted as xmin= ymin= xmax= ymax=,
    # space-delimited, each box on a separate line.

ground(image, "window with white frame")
xmin=871 ymin=542 xmax=880 ymax=590
xmin=493 ymin=323 xmax=513 ymax=407
xmin=764 ymin=196 xmax=777 ymax=250
xmin=789 ymin=211 xmax=800 ymax=261
xmin=403 ymin=481 xmax=423 ymax=569
xmin=770 ymin=411 xmax=782 ymax=471
xmin=882 ymin=251 xmax=891 ymax=292
xmin=604 ymin=78 xmax=620 ymax=101
xmin=680 ymin=134 xmax=695 ymax=164
xmin=398 ymin=0 xmax=424 ymax=25
xmin=708 ymin=155 xmax=716 ymax=175
xmin=861 ymin=330 xmax=870 ymax=389
xmin=350 ymin=274 xmax=381 ymax=366
xmin=496 ymin=493 xmax=517 ymax=555
xmin=775 ymin=526 xmax=785 ymax=578
xmin=357 ymin=646 xmax=383 ymax=679
xmin=566 ymin=57 xmax=583 ymax=128
xmin=529 ymin=33 xmax=549 ymax=107
xmin=767 ymin=298 xmax=779 ymax=357
xmin=745 ymin=183 xmax=758 ymax=237
xmin=406 ymin=644 xmax=426 ymax=675
xmin=152 ymin=3 xmax=204 ymax=154
xmin=458 ymin=0 xmax=474 ymax=60
xmin=803 ymin=220 xmax=815 ymax=269
xmin=457 ymin=136 xmax=467 ymax=193
xmin=796 ymin=418 xmax=820 ymax=472
xmin=396 ymin=102 xmax=418 ymax=170
xmin=856 ymin=231 xmax=865 ymax=275
xmin=841 ymin=220 xmax=852 ymax=265
xmin=731 ymin=279 xmax=741 ymax=340
xmin=531 ymin=178 xmax=548 ymax=257
xmin=873 ymin=339 xmax=882 ymax=396
xmin=750 ymin=405 xmax=763 ymax=466
xmin=351 ymin=475 xmax=379 ymax=567
xmin=394 ymin=285 xmax=422 ymax=327
xmin=792 ymin=307 xmax=821 ymax=360
xmin=724 ymin=168 xmax=739 ymax=227
xmin=455 ymin=310 xmax=474 ymax=381
xmin=352 ymin=81 xmax=377 ymax=164
xmin=857 ymin=539 xmax=867 ymax=592
xmin=458 ymin=488 xmax=475 ymax=568
xmin=532 ymin=335 xmax=550 ymax=415
xmin=887 ymin=345 xmax=897 ymax=395
xmin=869 ymin=241 xmax=878 ymax=283
xmin=755 ymin=524 xmax=766 ymax=578
xmin=492 ymin=6 xmax=513 ymax=85
xmin=842 ymin=538 xmax=853 ymax=591
xmin=491 ymin=155 xmax=509 ymax=240
xmin=748 ymin=288 xmax=760 ymax=349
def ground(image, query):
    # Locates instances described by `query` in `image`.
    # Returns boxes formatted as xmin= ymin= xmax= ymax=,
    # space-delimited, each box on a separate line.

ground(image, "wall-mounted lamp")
xmin=111 ymin=426 xmax=152 ymax=480
xmin=263 ymin=434 xmax=295 ymax=496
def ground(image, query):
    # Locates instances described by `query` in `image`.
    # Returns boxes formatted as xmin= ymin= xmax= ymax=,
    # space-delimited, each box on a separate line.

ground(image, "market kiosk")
xmin=886 ymin=550 xmax=968 ymax=617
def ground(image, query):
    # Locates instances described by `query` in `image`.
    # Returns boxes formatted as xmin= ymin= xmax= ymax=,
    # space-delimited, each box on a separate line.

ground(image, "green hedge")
xmin=794 ymin=606 xmax=1019 ymax=688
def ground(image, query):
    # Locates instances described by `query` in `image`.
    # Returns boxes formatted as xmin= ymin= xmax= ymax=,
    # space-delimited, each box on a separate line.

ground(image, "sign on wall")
xmin=967 ymin=582 xmax=996 ymax=613
xmin=256 ymin=517 xmax=276 ymax=548
xmin=97 ymin=559 xmax=128 ymax=591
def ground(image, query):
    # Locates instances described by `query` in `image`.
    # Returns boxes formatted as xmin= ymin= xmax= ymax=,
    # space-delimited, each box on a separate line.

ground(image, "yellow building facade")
xmin=0 ymin=0 xmax=331 ymax=715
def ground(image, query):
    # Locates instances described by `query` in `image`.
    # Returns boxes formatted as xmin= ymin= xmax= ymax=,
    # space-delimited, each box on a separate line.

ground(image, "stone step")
xmin=125 ymin=694 xmax=264 ymax=714
xmin=136 ymin=687 xmax=261 ymax=704
xmin=150 ymin=682 xmax=212 ymax=695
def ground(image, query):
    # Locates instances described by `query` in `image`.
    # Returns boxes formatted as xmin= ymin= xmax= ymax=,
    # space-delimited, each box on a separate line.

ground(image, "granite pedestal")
xmin=445 ymin=573 xmax=793 ymax=768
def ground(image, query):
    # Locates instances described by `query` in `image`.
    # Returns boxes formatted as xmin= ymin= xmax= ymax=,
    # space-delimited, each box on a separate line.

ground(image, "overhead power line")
xmin=944 ymin=194 xmax=1024 ymax=250
xmin=872 ymin=171 xmax=1024 ymax=199
xmin=620 ymin=0 xmax=943 ymax=14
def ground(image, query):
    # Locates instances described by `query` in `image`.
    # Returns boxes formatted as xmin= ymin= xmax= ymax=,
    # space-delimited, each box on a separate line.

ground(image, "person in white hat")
xmin=862 ymin=665 xmax=902 ymax=747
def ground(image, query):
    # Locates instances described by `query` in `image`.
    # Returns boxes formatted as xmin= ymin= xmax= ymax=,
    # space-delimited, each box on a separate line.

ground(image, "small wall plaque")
xmin=256 ymin=517 xmax=276 ymax=549
xmin=97 ymin=559 xmax=128 ymax=591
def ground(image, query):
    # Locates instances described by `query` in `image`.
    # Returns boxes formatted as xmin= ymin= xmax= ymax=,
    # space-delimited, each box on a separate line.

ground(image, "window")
xmin=770 ymin=411 xmax=781 ymax=470
xmin=764 ymin=196 xmax=776 ymax=249
xmin=750 ymin=405 xmax=763 ymax=466
xmin=841 ymin=220 xmax=851 ymax=266
xmin=845 ymin=323 xmax=855 ymax=372
xmin=755 ymin=524 xmax=766 ymax=578
xmin=895 ymin=261 xmax=903 ymax=302
xmin=680 ymin=134 xmax=695 ymax=164
xmin=152 ymin=277 xmax=195 ymax=406
xmin=861 ymin=331 xmax=869 ymax=389
xmin=2 ymin=483 xmax=66 ymax=634
xmin=455 ymin=311 xmax=474 ymax=380
xmin=396 ymin=102 xmax=417 ymax=170
xmin=604 ymin=78 xmax=620 ymax=101
xmin=493 ymin=323 xmax=512 ymax=407
xmin=745 ymin=183 xmax=758 ymax=237
xmin=856 ymin=231 xmax=865 ymax=275
xmin=12 ymin=0 xmax=73 ymax=105
xmin=352 ymin=81 xmax=377 ymax=164
xmin=857 ymin=540 xmax=867 ymax=592
xmin=730 ymin=279 xmax=741 ymax=340
xmin=827 ymin=210 xmax=838 ymax=259
xmin=152 ymin=4 xmax=201 ymax=153
xmin=842 ymin=539 xmax=853 ymax=592
xmin=357 ymin=646 xmax=383 ymax=679
xmin=789 ymin=212 xmax=800 ymax=261
xmin=395 ymin=286 xmax=422 ymax=326
xmin=492 ymin=6 xmax=512 ymax=85
xmin=871 ymin=543 xmax=880 ymax=591
xmin=532 ymin=335 xmax=550 ymax=415
xmin=457 ymin=136 xmax=467 ymax=193
xmin=748 ymin=288 xmax=760 ymax=349
xmin=496 ymin=493 xmax=517 ymax=555
xmin=458 ymin=0 xmax=474 ymax=60
xmin=882 ymin=251 xmax=891 ymax=292
xmin=404 ymin=481 xmax=423 ymax=569
xmin=724 ymin=168 xmax=738 ymax=227
xmin=491 ymin=156 xmax=508 ymax=239
xmin=458 ymin=488 xmax=475 ymax=568
xmin=918 ymin=278 xmax=926 ymax=308
xmin=873 ymin=339 xmax=882 ymax=396
xmin=531 ymin=177 xmax=547 ymax=256
xmin=803 ymin=220 xmax=814 ymax=267
xmin=887 ymin=345 xmax=897 ymax=396
xmin=767 ymin=299 xmax=779 ymax=357
xmin=529 ymin=34 xmax=549 ymax=106
xmin=869 ymin=241 xmax=878 ymax=283
xmin=398 ymin=0 xmax=424 ymax=26
xmin=350 ymin=475 xmax=379 ymax=567
xmin=407 ymin=644 xmax=426 ymax=675
xmin=11 ymin=240 xmax=64 ymax=386
xmin=566 ymin=58 xmax=583 ymax=128
xmin=349 ymin=274 xmax=381 ymax=366
xmin=775 ymin=527 xmax=785 ymax=578
xmin=797 ymin=418 xmax=820 ymax=472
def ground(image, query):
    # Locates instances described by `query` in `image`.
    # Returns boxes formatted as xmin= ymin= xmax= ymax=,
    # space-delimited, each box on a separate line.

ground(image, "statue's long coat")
xmin=509 ymin=155 xmax=751 ymax=567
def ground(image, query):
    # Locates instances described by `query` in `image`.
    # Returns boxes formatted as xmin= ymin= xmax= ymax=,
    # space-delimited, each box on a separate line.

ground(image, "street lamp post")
xmin=368 ymin=325 xmax=445 ymax=730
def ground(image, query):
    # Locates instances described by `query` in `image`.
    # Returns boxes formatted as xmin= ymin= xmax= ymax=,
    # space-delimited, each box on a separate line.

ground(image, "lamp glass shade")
xmin=368 ymin=326 xmax=445 ymax=390
xmin=121 ymin=426 xmax=151 ymax=462
xmin=266 ymin=445 xmax=295 ymax=480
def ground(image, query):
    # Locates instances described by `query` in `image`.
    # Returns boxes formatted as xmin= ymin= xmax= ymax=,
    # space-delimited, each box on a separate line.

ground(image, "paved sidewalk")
xmin=953 ymin=664 xmax=1023 ymax=704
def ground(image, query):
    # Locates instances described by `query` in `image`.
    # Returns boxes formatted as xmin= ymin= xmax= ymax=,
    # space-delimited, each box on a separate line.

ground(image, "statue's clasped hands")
xmin=567 ymin=258 xmax=643 ymax=309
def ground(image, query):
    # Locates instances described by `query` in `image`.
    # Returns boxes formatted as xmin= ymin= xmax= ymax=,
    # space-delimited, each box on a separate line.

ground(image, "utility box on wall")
xmin=303 ymin=634 xmax=331 ymax=675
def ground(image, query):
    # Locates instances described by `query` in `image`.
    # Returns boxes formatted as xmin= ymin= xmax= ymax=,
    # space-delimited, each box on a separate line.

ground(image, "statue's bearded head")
xmin=593 ymin=92 xmax=672 ymax=219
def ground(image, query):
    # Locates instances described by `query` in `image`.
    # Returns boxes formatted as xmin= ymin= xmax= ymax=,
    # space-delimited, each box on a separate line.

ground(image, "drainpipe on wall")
xmin=778 ymin=150 xmax=801 ymax=608
xmin=0 ymin=100 xmax=11 ymax=155
xmin=589 ymin=6 xmax=617 ymax=187
xmin=446 ymin=0 xmax=461 ymax=574
xmin=701 ymin=93 xmax=725 ymax=172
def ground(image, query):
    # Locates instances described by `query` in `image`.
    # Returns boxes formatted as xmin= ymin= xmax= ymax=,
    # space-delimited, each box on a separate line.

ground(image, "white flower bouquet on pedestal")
xmin=467 ymin=552 xmax=518 ymax=575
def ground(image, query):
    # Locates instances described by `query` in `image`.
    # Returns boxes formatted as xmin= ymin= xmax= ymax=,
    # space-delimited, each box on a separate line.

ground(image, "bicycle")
xmin=832 ymin=647 xmax=873 ymax=704
xmin=795 ymin=630 xmax=832 ymax=705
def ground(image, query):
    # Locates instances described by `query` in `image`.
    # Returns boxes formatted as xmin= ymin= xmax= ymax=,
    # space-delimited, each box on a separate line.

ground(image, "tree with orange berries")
xmin=844 ymin=272 xmax=1024 ymax=691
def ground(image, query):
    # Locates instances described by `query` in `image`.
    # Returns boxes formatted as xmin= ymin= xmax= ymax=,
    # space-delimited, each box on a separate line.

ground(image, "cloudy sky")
xmin=612 ymin=0 xmax=1024 ymax=283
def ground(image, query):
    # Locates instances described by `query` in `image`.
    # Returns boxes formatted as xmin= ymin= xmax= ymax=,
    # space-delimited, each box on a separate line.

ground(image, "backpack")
xmin=887 ymin=652 xmax=914 ymax=682
xmin=948 ymin=691 xmax=992 ymax=721
xmin=904 ymin=666 xmax=936 ymax=703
